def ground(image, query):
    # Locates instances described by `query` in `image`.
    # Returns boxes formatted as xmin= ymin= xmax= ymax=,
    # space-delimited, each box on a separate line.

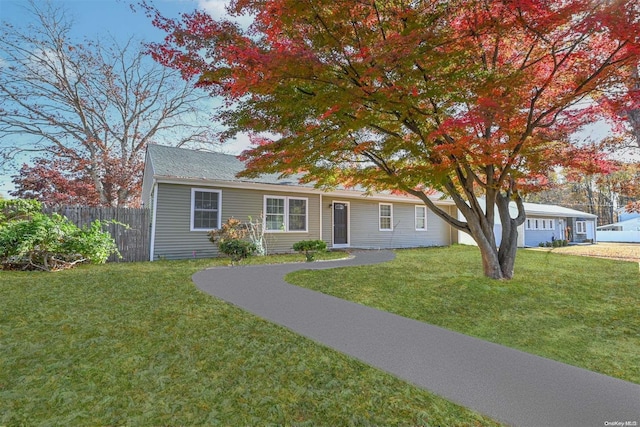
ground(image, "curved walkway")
xmin=192 ymin=250 xmax=639 ymax=427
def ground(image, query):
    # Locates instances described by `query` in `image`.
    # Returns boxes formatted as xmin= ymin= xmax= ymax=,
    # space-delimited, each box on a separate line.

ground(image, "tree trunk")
xmin=477 ymin=236 xmax=505 ymax=279
xmin=410 ymin=187 xmax=526 ymax=280
xmin=460 ymin=198 xmax=506 ymax=280
xmin=496 ymin=193 xmax=526 ymax=279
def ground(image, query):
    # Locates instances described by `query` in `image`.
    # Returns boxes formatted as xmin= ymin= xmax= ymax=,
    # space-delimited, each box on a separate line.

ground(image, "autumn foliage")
xmin=10 ymin=148 xmax=142 ymax=207
xmin=147 ymin=0 xmax=640 ymax=278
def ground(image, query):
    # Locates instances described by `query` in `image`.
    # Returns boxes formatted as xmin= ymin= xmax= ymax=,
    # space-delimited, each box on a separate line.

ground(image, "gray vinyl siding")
xmin=152 ymin=183 xmax=321 ymax=260
xmin=322 ymin=197 xmax=451 ymax=249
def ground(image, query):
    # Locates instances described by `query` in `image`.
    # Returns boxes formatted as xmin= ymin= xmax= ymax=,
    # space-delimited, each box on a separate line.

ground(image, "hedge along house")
xmin=141 ymin=144 xmax=460 ymax=261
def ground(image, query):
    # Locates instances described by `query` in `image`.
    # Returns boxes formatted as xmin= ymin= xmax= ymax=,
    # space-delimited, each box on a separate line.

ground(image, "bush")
xmin=0 ymin=212 xmax=119 ymax=271
xmin=208 ymin=218 xmax=257 ymax=263
xmin=218 ymin=239 xmax=256 ymax=263
xmin=0 ymin=199 xmax=42 ymax=225
xmin=207 ymin=217 xmax=247 ymax=243
xmin=293 ymin=240 xmax=327 ymax=262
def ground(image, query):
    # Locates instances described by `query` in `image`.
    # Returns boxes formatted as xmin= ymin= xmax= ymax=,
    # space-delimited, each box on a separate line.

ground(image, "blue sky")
xmin=0 ymin=0 xmax=247 ymax=198
xmin=0 ymin=1 xmax=629 ymax=198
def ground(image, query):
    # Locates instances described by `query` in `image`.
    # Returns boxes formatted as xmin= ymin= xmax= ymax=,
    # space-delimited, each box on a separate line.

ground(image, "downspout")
xmin=149 ymin=181 xmax=158 ymax=261
xmin=319 ymin=193 xmax=323 ymax=242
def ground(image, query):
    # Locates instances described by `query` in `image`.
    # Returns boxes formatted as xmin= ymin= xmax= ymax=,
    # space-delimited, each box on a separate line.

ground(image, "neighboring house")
xmin=457 ymin=201 xmax=598 ymax=247
xmin=598 ymin=218 xmax=640 ymax=231
xmin=520 ymin=202 xmax=597 ymax=246
xmin=597 ymin=218 xmax=640 ymax=243
xmin=141 ymin=144 xmax=459 ymax=260
xmin=618 ymin=210 xmax=640 ymax=223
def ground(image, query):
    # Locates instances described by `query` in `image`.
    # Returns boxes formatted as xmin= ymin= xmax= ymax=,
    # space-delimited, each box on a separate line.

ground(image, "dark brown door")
xmin=333 ymin=203 xmax=348 ymax=245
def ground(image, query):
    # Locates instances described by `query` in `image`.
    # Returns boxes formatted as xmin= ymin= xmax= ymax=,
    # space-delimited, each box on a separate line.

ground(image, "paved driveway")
xmin=193 ymin=250 xmax=640 ymax=427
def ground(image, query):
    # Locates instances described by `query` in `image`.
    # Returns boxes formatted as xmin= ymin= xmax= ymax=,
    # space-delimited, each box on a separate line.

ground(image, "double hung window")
xmin=415 ymin=206 xmax=427 ymax=231
xmin=191 ymin=189 xmax=221 ymax=231
xmin=379 ymin=203 xmax=393 ymax=231
xmin=265 ymin=196 xmax=308 ymax=232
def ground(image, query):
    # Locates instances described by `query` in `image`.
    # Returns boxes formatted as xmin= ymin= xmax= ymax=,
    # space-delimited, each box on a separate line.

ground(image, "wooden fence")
xmin=44 ymin=206 xmax=150 ymax=262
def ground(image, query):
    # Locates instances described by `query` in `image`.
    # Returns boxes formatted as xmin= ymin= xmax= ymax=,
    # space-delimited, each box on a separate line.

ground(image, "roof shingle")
xmin=146 ymin=144 xmax=308 ymax=187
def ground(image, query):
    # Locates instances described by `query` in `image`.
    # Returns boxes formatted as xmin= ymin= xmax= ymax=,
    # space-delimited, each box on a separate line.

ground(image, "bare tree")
xmin=0 ymin=1 xmax=213 ymax=206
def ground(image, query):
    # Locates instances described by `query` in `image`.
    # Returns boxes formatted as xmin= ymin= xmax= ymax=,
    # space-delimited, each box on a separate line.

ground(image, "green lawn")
xmin=1 ymin=252 xmax=499 ymax=426
xmin=288 ymin=246 xmax=640 ymax=384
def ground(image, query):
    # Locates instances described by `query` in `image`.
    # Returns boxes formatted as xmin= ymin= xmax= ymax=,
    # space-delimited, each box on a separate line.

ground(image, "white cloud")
xmin=195 ymin=0 xmax=254 ymax=28
xmin=197 ymin=0 xmax=229 ymax=20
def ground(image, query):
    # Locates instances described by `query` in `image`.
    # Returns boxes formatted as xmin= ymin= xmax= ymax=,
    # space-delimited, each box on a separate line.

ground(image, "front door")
xmin=333 ymin=202 xmax=348 ymax=246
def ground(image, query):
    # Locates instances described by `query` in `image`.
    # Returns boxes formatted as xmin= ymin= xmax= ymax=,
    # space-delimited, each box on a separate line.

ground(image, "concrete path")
xmin=192 ymin=251 xmax=640 ymax=427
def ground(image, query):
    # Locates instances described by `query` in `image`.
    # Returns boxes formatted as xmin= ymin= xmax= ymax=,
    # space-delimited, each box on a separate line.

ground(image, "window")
xmin=191 ymin=189 xmax=221 ymax=231
xmin=525 ymin=217 xmax=555 ymax=231
xmin=575 ymin=221 xmax=587 ymax=234
xmin=415 ymin=206 xmax=427 ymax=231
xmin=288 ymin=198 xmax=307 ymax=231
xmin=264 ymin=196 xmax=308 ymax=232
xmin=379 ymin=203 xmax=393 ymax=231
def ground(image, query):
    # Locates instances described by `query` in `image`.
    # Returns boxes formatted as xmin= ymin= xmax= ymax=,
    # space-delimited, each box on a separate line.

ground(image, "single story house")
xmin=457 ymin=201 xmax=598 ymax=248
xmin=141 ymin=144 xmax=460 ymax=260
xmin=141 ymin=145 xmax=598 ymax=260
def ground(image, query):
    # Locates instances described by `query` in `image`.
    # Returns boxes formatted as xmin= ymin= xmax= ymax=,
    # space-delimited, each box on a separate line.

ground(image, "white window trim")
xmin=190 ymin=188 xmax=222 ymax=232
xmin=525 ymin=217 xmax=555 ymax=231
xmin=415 ymin=205 xmax=427 ymax=231
xmin=264 ymin=195 xmax=309 ymax=233
xmin=575 ymin=220 xmax=587 ymax=234
xmin=379 ymin=203 xmax=393 ymax=231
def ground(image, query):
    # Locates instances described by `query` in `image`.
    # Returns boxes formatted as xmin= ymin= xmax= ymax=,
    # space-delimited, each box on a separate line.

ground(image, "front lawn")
xmin=0 ymin=253 xmax=499 ymax=426
xmin=288 ymin=246 xmax=640 ymax=384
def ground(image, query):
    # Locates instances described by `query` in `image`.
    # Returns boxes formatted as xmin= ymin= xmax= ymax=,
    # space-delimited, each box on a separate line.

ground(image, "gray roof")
xmin=522 ymin=202 xmax=597 ymax=219
xmin=146 ymin=145 xmax=595 ymax=218
xmin=146 ymin=144 xmax=308 ymax=187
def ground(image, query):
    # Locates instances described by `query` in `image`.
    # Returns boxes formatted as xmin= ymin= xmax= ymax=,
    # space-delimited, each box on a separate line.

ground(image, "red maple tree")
xmin=147 ymin=0 xmax=640 ymax=279
xmin=10 ymin=148 xmax=143 ymax=207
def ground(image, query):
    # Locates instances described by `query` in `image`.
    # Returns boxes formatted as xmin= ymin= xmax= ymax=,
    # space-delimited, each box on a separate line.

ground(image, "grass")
xmin=288 ymin=246 xmax=640 ymax=384
xmin=1 ymin=251 xmax=499 ymax=426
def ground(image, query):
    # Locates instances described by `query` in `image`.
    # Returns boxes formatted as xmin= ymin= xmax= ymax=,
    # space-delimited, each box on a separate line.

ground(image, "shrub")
xmin=293 ymin=240 xmax=327 ymax=262
xmin=0 ymin=212 xmax=119 ymax=271
xmin=0 ymin=199 xmax=42 ymax=225
xmin=208 ymin=217 xmax=257 ymax=263
xmin=218 ymin=239 xmax=256 ymax=263
xmin=246 ymin=214 xmax=267 ymax=256
xmin=207 ymin=217 xmax=247 ymax=243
